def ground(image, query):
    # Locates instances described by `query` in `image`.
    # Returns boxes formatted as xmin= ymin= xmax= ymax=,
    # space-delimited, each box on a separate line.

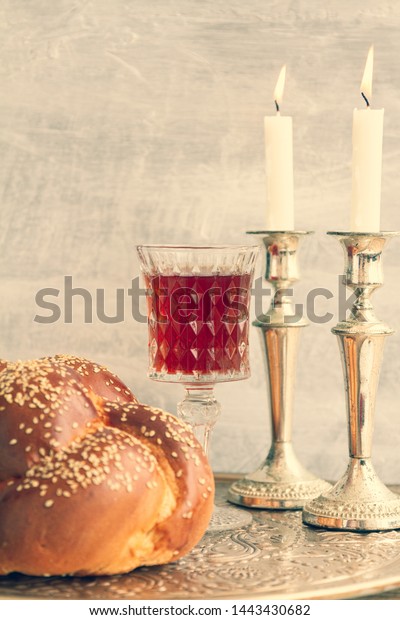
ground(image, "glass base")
xmin=205 ymin=504 xmax=253 ymax=533
xmin=177 ymin=386 xmax=252 ymax=532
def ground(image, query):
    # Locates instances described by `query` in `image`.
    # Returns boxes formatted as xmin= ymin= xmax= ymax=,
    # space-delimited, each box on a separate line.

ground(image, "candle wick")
xmin=274 ymin=100 xmax=280 ymax=113
xmin=361 ymin=92 xmax=370 ymax=107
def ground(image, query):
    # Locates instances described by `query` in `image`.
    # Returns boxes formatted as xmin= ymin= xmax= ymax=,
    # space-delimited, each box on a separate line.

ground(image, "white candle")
xmin=264 ymin=65 xmax=294 ymax=230
xmin=351 ymin=46 xmax=384 ymax=232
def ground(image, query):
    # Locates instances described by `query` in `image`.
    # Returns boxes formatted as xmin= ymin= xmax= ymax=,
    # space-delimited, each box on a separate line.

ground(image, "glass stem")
xmin=177 ymin=386 xmax=221 ymax=457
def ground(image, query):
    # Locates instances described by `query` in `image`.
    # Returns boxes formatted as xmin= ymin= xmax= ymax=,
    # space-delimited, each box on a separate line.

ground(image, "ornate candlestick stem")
xmin=228 ymin=231 xmax=330 ymax=509
xmin=303 ymin=232 xmax=400 ymax=531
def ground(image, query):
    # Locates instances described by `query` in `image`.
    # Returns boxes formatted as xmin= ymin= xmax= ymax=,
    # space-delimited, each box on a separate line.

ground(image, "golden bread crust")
xmin=0 ymin=356 xmax=214 ymax=576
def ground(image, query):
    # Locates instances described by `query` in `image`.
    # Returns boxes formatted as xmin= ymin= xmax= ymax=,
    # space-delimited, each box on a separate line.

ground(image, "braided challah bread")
xmin=0 ymin=355 xmax=214 ymax=576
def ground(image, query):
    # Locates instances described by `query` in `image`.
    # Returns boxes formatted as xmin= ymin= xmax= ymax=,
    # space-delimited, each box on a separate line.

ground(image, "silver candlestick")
xmin=228 ymin=231 xmax=331 ymax=509
xmin=303 ymin=231 xmax=400 ymax=531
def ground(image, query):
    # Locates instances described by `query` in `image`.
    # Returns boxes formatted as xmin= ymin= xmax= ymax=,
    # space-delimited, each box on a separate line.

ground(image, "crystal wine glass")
xmin=137 ymin=244 xmax=259 ymax=532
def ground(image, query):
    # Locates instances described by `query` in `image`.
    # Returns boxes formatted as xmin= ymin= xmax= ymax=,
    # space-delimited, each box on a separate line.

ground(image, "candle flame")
xmin=360 ymin=45 xmax=374 ymax=105
xmin=274 ymin=65 xmax=286 ymax=111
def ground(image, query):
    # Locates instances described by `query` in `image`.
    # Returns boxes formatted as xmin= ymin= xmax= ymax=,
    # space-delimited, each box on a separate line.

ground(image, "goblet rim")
xmin=136 ymin=243 xmax=259 ymax=251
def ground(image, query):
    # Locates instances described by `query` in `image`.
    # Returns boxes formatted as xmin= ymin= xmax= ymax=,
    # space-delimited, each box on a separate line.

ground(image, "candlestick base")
xmin=228 ymin=442 xmax=331 ymax=509
xmin=303 ymin=458 xmax=400 ymax=531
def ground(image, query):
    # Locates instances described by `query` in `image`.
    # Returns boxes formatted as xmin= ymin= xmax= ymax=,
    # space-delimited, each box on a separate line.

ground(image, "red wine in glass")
xmin=145 ymin=273 xmax=252 ymax=380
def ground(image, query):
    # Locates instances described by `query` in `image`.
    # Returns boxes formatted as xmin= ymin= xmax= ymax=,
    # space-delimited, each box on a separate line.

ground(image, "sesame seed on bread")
xmin=0 ymin=355 xmax=214 ymax=576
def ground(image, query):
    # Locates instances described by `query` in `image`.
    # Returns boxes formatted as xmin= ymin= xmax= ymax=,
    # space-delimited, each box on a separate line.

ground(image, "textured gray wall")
xmin=1 ymin=0 xmax=400 ymax=482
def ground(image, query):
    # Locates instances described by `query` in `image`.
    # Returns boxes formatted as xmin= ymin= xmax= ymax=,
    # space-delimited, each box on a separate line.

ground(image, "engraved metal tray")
xmin=1 ymin=476 xmax=400 ymax=600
